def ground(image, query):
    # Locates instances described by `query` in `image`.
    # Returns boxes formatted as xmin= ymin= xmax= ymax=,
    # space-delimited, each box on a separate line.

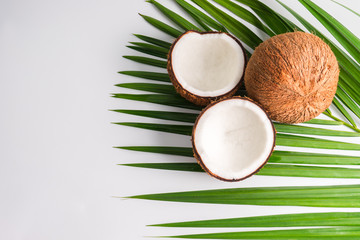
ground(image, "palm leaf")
xmin=175 ymin=0 xmax=227 ymax=32
xmin=113 ymin=122 xmax=192 ymax=136
xmin=118 ymin=146 xmax=360 ymax=165
xmin=191 ymin=0 xmax=263 ymax=49
xmin=303 ymin=118 xmax=342 ymax=125
xmin=118 ymin=71 xmax=170 ymax=82
xmin=331 ymin=0 xmax=360 ymax=17
xmin=160 ymin=227 xmax=360 ymax=239
xmin=273 ymin=123 xmax=360 ymax=137
xmin=112 ymin=94 xmax=201 ymax=110
xmin=117 ymin=146 xmax=193 ymax=157
xmin=122 ymin=56 xmax=167 ymax=68
xmin=123 ymin=162 xmax=360 ymax=179
xmin=174 ymin=1 xmax=212 ymax=31
xmin=151 ymin=211 xmax=360 ymax=227
xmin=270 ymin=150 xmax=360 ymax=165
xmin=332 ymin=97 xmax=356 ymax=127
xmin=127 ymin=42 xmax=168 ymax=59
xmin=148 ymin=0 xmax=201 ymax=31
xmin=139 ymin=14 xmax=183 ymax=38
xmin=212 ymin=0 xmax=275 ymax=36
xmin=133 ymin=34 xmax=172 ymax=49
xmin=336 ymin=87 xmax=360 ymax=121
xmin=111 ymin=108 xmax=355 ymax=136
xmin=116 ymin=83 xmax=176 ymax=95
xmin=234 ymin=0 xmax=295 ymax=34
xmin=114 ymin=121 xmax=360 ymax=149
xmin=128 ymin=184 xmax=360 ymax=207
xmin=112 ymin=110 xmax=197 ymax=123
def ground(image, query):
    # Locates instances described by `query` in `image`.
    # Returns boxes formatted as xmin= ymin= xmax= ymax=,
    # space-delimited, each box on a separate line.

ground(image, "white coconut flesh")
xmin=194 ymin=98 xmax=275 ymax=181
xmin=171 ymin=32 xmax=245 ymax=97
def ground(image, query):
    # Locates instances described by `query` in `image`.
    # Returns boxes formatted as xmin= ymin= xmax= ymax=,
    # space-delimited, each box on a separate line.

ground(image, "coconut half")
xmin=168 ymin=31 xmax=247 ymax=106
xmin=192 ymin=97 xmax=276 ymax=182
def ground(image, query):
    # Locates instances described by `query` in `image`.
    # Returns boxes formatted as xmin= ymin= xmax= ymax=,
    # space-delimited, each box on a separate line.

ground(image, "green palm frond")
xmin=175 ymin=0 xmax=227 ymax=32
xmin=118 ymin=71 xmax=170 ymax=82
xmin=331 ymin=0 xmax=360 ymax=17
xmin=139 ymin=14 xmax=182 ymax=37
xmin=115 ymin=0 xmax=360 ymax=238
xmin=123 ymin=162 xmax=360 ymax=179
xmin=192 ymin=0 xmax=263 ymax=48
xmin=133 ymin=34 xmax=172 ymax=48
xmin=127 ymin=184 xmax=360 ymax=207
xmin=159 ymin=227 xmax=360 ymax=239
xmin=151 ymin=211 xmax=360 ymax=227
xmin=118 ymin=146 xmax=360 ymax=165
xmin=148 ymin=0 xmax=202 ymax=31
xmin=122 ymin=55 xmax=167 ymax=68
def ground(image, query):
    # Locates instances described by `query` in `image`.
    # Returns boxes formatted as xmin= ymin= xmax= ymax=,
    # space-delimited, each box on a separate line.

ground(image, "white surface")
xmin=172 ymin=31 xmax=245 ymax=96
xmin=0 ymin=0 xmax=360 ymax=239
xmin=194 ymin=98 xmax=275 ymax=180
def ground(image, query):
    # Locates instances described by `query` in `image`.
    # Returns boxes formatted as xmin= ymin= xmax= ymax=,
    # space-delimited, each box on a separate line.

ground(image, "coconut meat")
xmin=171 ymin=32 xmax=245 ymax=97
xmin=194 ymin=98 xmax=275 ymax=180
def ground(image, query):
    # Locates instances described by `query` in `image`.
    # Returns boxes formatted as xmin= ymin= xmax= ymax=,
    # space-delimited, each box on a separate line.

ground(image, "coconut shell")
xmin=168 ymin=30 xmax=247 ymax=106
xmin=244 ymin=32 xmax=339 ymax=124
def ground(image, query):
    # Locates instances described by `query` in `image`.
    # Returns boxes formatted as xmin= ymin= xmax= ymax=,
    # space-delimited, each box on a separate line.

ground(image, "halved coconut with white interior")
xmin=168 ymin=31 xmax=247 ymax=106
xmin=192 ymin=97 xmax=276 ymax=181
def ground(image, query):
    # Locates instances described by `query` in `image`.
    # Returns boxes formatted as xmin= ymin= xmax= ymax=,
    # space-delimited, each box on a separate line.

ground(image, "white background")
xmin=1 ymin=0 xmax=360 ymax=239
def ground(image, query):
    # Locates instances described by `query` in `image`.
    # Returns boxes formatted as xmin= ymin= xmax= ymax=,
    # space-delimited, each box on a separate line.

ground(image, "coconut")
xmin=168 ymin=31 xmax=247 ymax=106
xmin=244 ymin=32 xmax=339 ymax=124
xmin=192 ymin=97 xmax=276 ymax=182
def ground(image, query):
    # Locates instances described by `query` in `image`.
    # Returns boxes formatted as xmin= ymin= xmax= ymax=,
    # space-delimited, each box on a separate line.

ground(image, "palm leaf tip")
xmin=150 ymin=212 xmax=360 ymax=228
xmin=160 ymin=226 xmax=360 ymax=239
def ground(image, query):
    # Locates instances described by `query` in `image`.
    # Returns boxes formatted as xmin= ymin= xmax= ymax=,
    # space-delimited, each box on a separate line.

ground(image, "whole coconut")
xmin=244 ymin=32 xmax=339 ymax=124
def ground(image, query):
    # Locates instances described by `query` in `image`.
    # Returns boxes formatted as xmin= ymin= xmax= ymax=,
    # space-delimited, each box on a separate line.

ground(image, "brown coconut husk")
xmin=167 ymin=30 xmax=247 ymax=106
xmin=191 ymin=96 xmax=276 ymax=182
xmin=244 ymin=32 xmax=339 ymax=124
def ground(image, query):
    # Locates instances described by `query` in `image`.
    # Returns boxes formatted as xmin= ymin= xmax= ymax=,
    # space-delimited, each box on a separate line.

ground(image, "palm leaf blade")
xmin=133 ymin=34 xmax=172 ymax=49
xmin=128 ymin=184 xmax=360 ymax=207
xmin=192 ymin=0 xmax=262 ymax=49
xmin=128 ymin=42 xmax=168 ymax=59
xmin=163 ymin=227 xmax=360 ymax=239
xmin=122 ymin=56 xmax=167 ymax=68
xmin=213 ymin=0 xmax=275 ymax=36
xmin=112 ymin=110 xmax=197 ymax=123
xmin=117 ymin=146 xmax=360 ymax=165
xmin=123 ymin=162 xmax=360 ymax=179
xmin=140 ymin=14 xmax=183 ymax=38
xmin=274 ymin=123 xmax=360 ymax=137
xmin=115 ymin=83 xmax=176 ymax=94
xmin=117 ymin=146 xmax=193 ymax=157
xmin=332 ymin=97 xmax=356 ymax=127
xmin=175 ymin=0 xmax=227 ymax=32
xmin=152 ymin=212 xmax=360 ymax=228
xmin=148 ymin=0 xmax=201 ymax=31
xmin=234 ymin=0 xmax=295 ymax=34
xmin=112 ymin=109 xmax=352 ymax=136
xmin=112 ymin=94 xmax=201 ymax=110
xmin=118 ymin=71 xmax=170 ymax=82
xmin=304 ymin=118 xmax=342 ymax=125
xmin=113 ymin=122 xmax=192 ymax=135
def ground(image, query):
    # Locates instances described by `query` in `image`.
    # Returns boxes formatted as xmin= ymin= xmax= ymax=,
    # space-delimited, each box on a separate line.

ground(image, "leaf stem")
xmin=323 ymin=112 xmax=360 ymax=133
